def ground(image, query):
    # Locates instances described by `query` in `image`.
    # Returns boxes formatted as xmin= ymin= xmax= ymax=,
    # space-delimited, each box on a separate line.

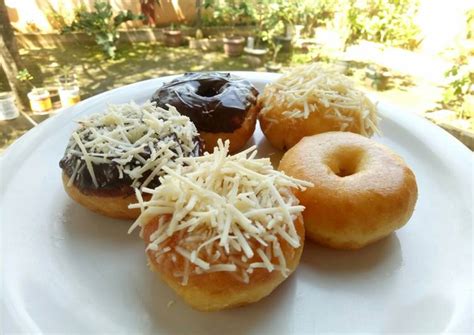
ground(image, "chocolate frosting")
xmin=151 ymin=72 xmax=259 ymax=133
xmin=59 ymin=135 xmax=202 ymax=196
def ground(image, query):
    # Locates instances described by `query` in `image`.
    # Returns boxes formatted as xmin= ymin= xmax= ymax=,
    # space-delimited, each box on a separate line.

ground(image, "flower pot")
xmin=223 ymin=36 xmax=245 ymax=57
xmin=164 ymin=30 xmax=183 ymax=47
xmin=274 ymin=35 xmax=292 ymax=52
xmin=0 ymin=92 xmax=19 ymax=121
xmin=265 ymin=62 xmax=282 ymax=72
xmin=59 ymin=86 xmax=81 ymax=108
xmin=188 ymin=38 xmax=221 ymax=51
xmin=365 ymin=66 xmax=391 ymax=91
xmin=27 ymin=89 xmax=52 ymax=114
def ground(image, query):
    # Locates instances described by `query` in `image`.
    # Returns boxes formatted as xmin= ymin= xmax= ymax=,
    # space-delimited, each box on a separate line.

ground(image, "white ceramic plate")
xmin=1 ymin=72 xmax=472 ymax=334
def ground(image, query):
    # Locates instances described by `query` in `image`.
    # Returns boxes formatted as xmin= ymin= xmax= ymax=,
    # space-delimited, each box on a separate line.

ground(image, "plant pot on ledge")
xmin=265 ymin=62 xmax=282 ymax=72
xmin=164 ymin=30 xmax=183 ymax=47
xmin=223 ymin=36 xmax=245 ymax=57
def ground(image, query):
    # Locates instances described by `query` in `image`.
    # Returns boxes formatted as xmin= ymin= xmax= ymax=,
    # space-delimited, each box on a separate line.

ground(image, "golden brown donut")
xmin=258 ymin=63 xmax=379 ymax=151
xmin=279 ymin=132 xmax=418 ymax=249
xmin=61 ymin=173 xmax=143 ymax=220
xmin=129 ymin=140 xmax=311 ymax=311
xmin=142 ymin=215 xmax=304 ymax=311
xmin=199 ymin=104 xmax=259 ymax=154
xmin=59 ymin=102 xmax=202 ymax=220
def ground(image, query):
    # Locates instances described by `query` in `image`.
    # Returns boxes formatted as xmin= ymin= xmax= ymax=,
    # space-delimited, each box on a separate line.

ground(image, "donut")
xmin=278 ymin=132 xmax=418 ymax=249
xmin=128 ymin=140 xmax=312 ymax=311
xmin=151 ymin=72 xmax=259 ymax=154
xmin=258 ymin=63 xmax=379 ymax=151
xmin=59 ymin=102 xmax=202 ymax=220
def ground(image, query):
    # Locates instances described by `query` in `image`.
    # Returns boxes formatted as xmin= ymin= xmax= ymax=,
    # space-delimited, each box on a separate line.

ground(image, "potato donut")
xmin=279 ymin=132 xmax=418 ymax=249
xmin=258 ymin=63 xmax=379 ymax=151
xmin=129 ymin=140 xmax=312 ymax=311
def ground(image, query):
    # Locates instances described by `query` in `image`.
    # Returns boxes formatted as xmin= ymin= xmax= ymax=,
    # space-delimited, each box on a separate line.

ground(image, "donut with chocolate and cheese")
xmin=59 ymin=102 xmax=202 ymax=220
xmin=151 ymin=72 xmax=259 ymax=153
xmin=129 ymin=140 xmax=312 ymax=311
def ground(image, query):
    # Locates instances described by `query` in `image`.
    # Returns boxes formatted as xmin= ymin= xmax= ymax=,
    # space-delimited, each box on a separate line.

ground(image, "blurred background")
xmin=1 ymin=0 xmax=473 ymax=151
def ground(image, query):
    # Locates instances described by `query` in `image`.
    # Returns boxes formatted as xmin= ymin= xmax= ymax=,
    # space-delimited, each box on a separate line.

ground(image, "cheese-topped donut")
xmin=151 ymin=72 xmax=259 ymax=153
xmin=258 ymin=63 xmax=379 ymax=151
xmin=129 ymin=140 xmax=312 ymax=311
xmin=59 ymin=102 xmax=202 ymax=220
xmin=279 ymin=132 xmax=418 ymax=249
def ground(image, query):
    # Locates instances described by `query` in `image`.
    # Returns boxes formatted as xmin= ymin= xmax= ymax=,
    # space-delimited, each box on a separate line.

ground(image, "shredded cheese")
xmin=129 ymin=140 xmax=313 ymax=285
xmin=259 ymin=62 xmax=379 ymax=136
xmin=62 ymin=101 xmax=200 ymax=189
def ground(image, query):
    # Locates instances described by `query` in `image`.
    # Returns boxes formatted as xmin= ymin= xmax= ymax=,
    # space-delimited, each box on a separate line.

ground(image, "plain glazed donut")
xmin=129 ymin=140 xmax=311 ymax=311
xmin=151 ymin=72 xmax=259 ymax=153
xmin=59 ymin=102 xmax=202 ymax=220
xmin=278 ymin=132 xmax=418 ymax=249
xmin=258 ymin=63 xmax=378 ymax=151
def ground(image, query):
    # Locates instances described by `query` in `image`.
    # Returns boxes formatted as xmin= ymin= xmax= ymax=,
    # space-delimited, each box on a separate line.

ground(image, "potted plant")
xmin=244 ymin=4 xmax=269 ymax=56
xmin=188 ymin=28 xmax=203 ymax=49
xmin=221 ymin=1 xmax=252 ymax=57
xmin=272 ymin=1 xmax=297 ymax=52
xmin=0 ymin=92 xmax=19 ymax=121
xmin=17 ymin=69 xmax=53 ymax=114
xmin=188 ymin=28 xmax=221 ymax=51
xmin=365 ymin=65 xmax=391 ymax=91
xmin=57 ymin=66 xmax=80 ymax=108
xmin=265 ymin=44 xmax=282 ymax=72
xmin=164 ymin=23 xmax=183 ymax=47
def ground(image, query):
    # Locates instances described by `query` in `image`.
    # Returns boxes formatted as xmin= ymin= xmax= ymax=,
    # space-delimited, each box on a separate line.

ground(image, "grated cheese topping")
xmin=129 ymin=140 xmax=313 ymax=285
xmin=259 ymin=62 xmax=379 ymax=136
xmin=62 ymin=101 xmax=200 ymax=189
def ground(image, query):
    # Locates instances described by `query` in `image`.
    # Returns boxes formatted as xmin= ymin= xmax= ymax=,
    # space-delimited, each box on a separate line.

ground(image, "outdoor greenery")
xmin=467 ymin=9 xmax=474 ymax=40
xmin=203 ymin=0 xmax=335 ymax=38
xmin=61 ymin=1 xmax=143 ymax=58
xmin=16 ymin=69 xmax=38 ymax=93
xmin=345 ymin=0 xmax=421 ymax=50
xmin=202 ymin=0 xmax=255 ymax=28
xmin=442 ymin=57 xmax=474 ymax=119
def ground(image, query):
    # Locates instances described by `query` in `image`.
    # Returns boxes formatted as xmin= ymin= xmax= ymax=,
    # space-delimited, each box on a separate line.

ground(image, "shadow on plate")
xmin=138 ymin=271 xmax=299 ymax=335
xmin=301 ymin=233 xmax=403 ymax=290
xmin=59 ymin=200 xmax=139 ymax=248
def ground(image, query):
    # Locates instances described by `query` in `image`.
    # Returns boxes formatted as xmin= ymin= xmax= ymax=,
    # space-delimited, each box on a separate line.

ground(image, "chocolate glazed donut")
xmin=151 ymin=72 xmax=260 ymax=153
xmin=58 ymin=102 xmax=203 ymax=220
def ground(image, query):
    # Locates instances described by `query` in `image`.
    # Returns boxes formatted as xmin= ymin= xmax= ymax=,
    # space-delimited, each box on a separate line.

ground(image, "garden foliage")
xmin=62 ymin=1 xmax=143 ymax=58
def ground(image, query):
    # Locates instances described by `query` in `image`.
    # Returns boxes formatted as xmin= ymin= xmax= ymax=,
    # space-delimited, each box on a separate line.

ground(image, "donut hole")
xmin=327 ymin=147 xmax=365 ymax=178
xmin=195 ymin=80 xmax=226 ymax=97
